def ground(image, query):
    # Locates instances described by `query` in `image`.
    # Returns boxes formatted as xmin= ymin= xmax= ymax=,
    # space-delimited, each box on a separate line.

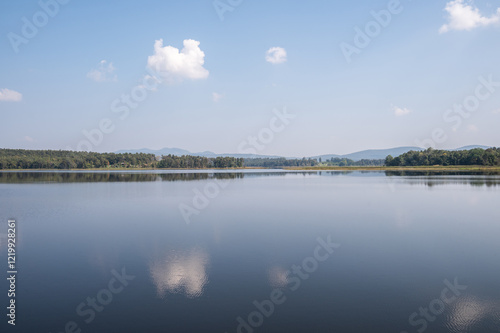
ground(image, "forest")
xmin=157 ymin=154 xmax=244 ymax=168
xmin=0 ymin=149 xmax=243 ymax=169
xmin=0 ymin=149 xmax=156 ymax=169
xmin=1 ymin=147 xmax=499 ymax=170
xmin=319 ymin=157 xmax=385 ymax=167
xmin=385 ymin=148 xmax=500 ymax=166
xmin=242 ymin=157 xmax=319 ymax=168
xmin=243 ymin=157 xmax=385 ymax=167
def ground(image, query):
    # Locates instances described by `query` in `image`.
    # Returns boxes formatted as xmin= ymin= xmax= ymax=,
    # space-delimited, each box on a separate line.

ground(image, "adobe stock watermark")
xmin=7 ymin=0 xmax=71 ymax=54
xmin=178 ymin=175 xmax=231 ymax=225
xmin=213 ymin=0 xmax=243 ymax=21
xmin=226 ymin=235 xmax=340 ymax=333
xmin=340 ymin=0 xmax=403 ymax=64
xmin=237 ymin=107 xmax=296 ymax=155
xmin=415 ymin=74 xmax=499 ymax=149
xmin=178 ymin=107 xmax=295 ymax=225
xmin=66 ymin=69 xmax=162 ymax=152
xmin=400 ymin=278 xmax=467 ymax=333
xmin=50 ymin=267 xmax=135 ymax=333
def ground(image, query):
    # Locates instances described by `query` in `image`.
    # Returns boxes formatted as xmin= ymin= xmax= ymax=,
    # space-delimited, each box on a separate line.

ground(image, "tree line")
xmin=0 ymin=149 xmax=156 ymax=169
xmin=320 ymin=157 xmax=385 ymax=167
xmin=385 ymin=148 xmax=500 ymax=166
xmin=0 ymin=171 xmax=247 ymax=183
xmin=157 ymin=155 xmax=244 ymax=168
xmin=0 ymin=149 xmax=245 ymax=170
xmin=2 ymin=147 xmax=499 ymax=170
xmin=243 ymin=157 xmax=319 ymax=168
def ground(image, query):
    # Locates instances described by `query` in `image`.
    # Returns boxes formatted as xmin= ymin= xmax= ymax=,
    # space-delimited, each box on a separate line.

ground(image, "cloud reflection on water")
xmin=268 ymin=266 xmax=289 ymax=288
xmin=446 ymin=295 xmax=500 ymax=331
xmin=150 ymin=248 xmax=209 ymax=298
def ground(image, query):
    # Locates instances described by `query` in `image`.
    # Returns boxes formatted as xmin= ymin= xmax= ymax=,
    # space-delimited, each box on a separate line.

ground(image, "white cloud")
xmin=87 ymin=60 xmax=117 ymax=82
xmin=0 ymin=88 xmax=22 ymax=102
xmin=393 ymin=105 xmax=412 ymax=116
xmin=24 ymin=136 xmax=34 ymax=142
xmin=212 ymin=92 xmax=223 ymax=102
xmin=266 ymin=47 xmax=287 ymax=64
xmin=147 ymin=39 xmax=209 ymax=83
xmin=439 ymin=0 xmax=500 ymax=33
xmin=492 ymin=109 xmax=500 ymax=114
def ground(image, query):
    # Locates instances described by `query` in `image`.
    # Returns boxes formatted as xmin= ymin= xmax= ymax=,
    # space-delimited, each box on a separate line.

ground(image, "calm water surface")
xmin=1 ymin=170 xmax=500 ymax=333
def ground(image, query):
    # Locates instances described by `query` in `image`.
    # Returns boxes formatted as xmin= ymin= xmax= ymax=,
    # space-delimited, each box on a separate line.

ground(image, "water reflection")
xmin=394 ymin=209 xmax=412 ymax=228
xmin=267 ymin=266 xmax=289 ymax=288
xmin=0 ymin=171 xmax=300 ymax=183
xmin=2 ymin=170 xmax=500 ymax=187
xmin=318 ymin=171 xmax=500 ymax=188
xmin=446 ymin=295 xmax=500 ymax=332
xmin=387 ymin=176 xmax=500 ymax=188
xmin=385 ymin=170 xmax=500 ymax=176
xmin=2 ymin=169 xmax=500 ymax=332
xmin=149 ymin=249 xmax=209 ymax=298
xmin=0 ymin=232 xmax=7 ymax=251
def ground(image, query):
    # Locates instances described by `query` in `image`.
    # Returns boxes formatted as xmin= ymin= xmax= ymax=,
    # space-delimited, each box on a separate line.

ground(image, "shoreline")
xmin=0 ymin=167 xmax=263 ymax=172
xmin=285 ymin=166 xmax=500 ymax=172
xmin=1 ymin=166 xmax=500 ymax=172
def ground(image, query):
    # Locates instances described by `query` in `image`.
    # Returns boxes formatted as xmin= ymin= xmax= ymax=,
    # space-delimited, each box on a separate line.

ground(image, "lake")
xmin=1 ymin=170 xmax=500 ymax=333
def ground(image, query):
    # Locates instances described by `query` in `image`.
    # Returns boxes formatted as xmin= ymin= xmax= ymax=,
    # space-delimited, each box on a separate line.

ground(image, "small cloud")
xmin=393 ymin=105 xmax=412 ymax=116
xmin=439 ymin=0 xmax=500 ymax=33
xmin=147 ymin=39 xmax=209 ymax=83
xmin=492 ymin=109 xmax=500 ymax=114
xmin=87 ymin=60 xmax=117 ymax=82
xmin=24 ymin=136 xmax=34 ymax=142
xmin=212 ymin=92 xmax=223 ymax=102
xmin=0 ymin=88 xmax=22 ymax=102
xmin=266 ymin=47 xmax=287 ymax=64
xmin=466 ymin=124 xmax=478 ymax=132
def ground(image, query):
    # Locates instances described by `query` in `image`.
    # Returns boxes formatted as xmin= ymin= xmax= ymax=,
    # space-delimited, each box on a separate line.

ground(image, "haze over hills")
xmin=115 ymin=145 xmax=492 ymax=161
xmin=114 ymin=147 xmax=284 ymax=159
xmin=313 ymin=147 xmax=423 ymax=161
xmin=448 ymin=145 xmax=491 ymax=151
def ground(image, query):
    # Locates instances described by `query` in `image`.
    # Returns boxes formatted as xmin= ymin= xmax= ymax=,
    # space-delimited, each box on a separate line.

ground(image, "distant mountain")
xmin=114 ymin=147 xmax=283 ymax=159
xmin=115 ymin=147 xmax=192 ymax=156
xmin=451 ymin=145 xmax=491 ymax=151
xmin=115 ymin=145 xmax=494 ymax=162
xmin=313 ymin=147 xmax=423 ymax=161
xmin=315 ymin=146 xmax=493 ymax=161
xmin=338 ymin=147 xmax=423 ymax=161
xmin=309 ymin=154 xmax=340 ymax=160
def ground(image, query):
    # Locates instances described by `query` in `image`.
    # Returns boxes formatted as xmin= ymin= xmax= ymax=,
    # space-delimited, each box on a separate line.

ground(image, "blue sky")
xmin=1 ymin=0 xmax=499 ymax=156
